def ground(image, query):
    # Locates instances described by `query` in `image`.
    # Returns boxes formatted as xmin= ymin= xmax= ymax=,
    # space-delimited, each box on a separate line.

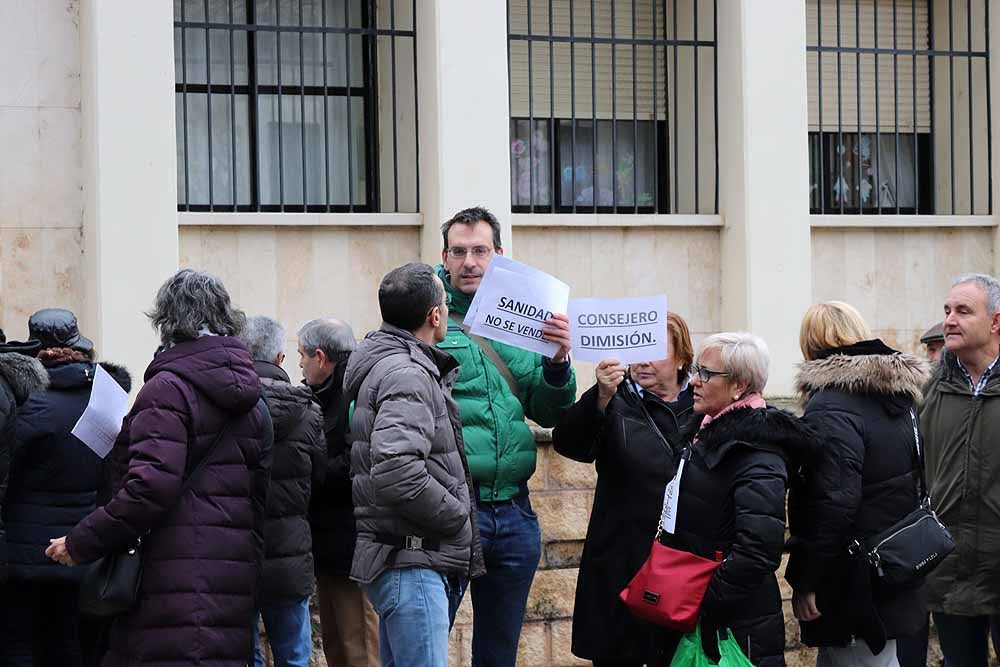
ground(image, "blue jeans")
xmin=365 ymin=567 xmax=450 ymax=667
xmin=456 ymin=491 xmax=542 ymax=667
xmin=252 ymin=596 xmax=312 ymax=667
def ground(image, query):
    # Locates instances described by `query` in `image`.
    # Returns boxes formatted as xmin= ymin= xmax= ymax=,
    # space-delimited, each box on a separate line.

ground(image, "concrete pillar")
xmin=991 ymin=2 xmax=1000 ymax=275
xmin=81 ymin=1 xmax=179 ymax=389
xmin=717 ymin=0 xmax=813 ymax=396
xmin=416 ymin=0 xmax=514 ymax=262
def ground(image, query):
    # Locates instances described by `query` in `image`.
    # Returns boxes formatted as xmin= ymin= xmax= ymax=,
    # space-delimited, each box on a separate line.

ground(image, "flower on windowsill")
xmin=511 ymin=139 xmax=526 ymax=157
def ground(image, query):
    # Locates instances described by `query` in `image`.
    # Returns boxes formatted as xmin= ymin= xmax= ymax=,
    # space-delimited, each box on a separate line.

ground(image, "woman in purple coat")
xmin=46 ymin=269 xmax=271 ymax=667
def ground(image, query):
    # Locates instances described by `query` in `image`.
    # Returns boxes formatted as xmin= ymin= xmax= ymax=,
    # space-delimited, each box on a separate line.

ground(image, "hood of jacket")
xmin=344 ymin=324 xmax=458 ymax=402
xmin=796 ymin=347 xmax=930 ymax=406
xmin=0 ymin=352 xmax=48 ymax=404
xmin=684 ymin=406 xmax=819 ymax=469
xmin=43 ymin=360 xmax=132 ymax=394
xmin=145 ymin=336 xmax=260 ymax=416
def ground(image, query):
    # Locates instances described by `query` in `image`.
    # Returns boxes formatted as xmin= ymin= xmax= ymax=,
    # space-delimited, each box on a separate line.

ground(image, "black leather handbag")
xmin=850 ymin=409 xmax=955 ymax=586
xmin=79 ymin=416 xmax=239 ymax=617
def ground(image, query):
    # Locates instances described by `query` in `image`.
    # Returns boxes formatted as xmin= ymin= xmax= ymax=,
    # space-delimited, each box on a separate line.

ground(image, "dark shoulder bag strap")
xmin=178 ymin=410 xmax=240 ymax=496
xmin=622 ymin=372 xmax=672 ymax=452
xmin=908 ymin=407 xmax=929 ymax=502
xmin=448 ymin=313 xmax=521 ymax=400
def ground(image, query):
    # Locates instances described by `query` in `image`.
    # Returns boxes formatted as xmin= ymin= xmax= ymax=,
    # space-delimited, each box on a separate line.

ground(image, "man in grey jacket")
xmin=345 ymin=263 xmax=484 ymax=667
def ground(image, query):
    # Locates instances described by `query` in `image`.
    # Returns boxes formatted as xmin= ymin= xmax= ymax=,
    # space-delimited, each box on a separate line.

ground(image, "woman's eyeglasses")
xmin=692 ymin=364 xmax=730 ymax=383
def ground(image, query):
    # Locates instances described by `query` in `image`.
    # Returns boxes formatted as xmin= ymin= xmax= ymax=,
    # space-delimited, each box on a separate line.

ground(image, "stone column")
xmin=717 ymin=0 xmax=813 ymax=396
xmin=81 ymin=0 xmax=179 ymax=389
xmin=416 ymin=0 xmax=514 ymax=262
xmin=991 ymin=2 xmax=1000 ymax=273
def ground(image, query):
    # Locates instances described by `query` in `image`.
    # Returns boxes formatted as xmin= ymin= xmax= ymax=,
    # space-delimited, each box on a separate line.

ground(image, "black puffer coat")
xmin=553 ymin=381 xmax=693 ymax=663
xmin=663 ymin=406 xmax=816 ymax=667
xmin=786 ymin=341 xmax=930 ymax=650
xmin=0 ymin=351 xmax=48 ymax=582
xmin=308 ymin=362 xmax=357 ymax=576
xmin=256 ymin=361 xmax=325 ymax=603
xmin=5 ymin=360 xmax=130 ymax=582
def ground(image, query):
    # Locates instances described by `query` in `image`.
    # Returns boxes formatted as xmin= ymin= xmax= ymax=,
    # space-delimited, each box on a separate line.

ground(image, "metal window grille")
xmin=507 ymin=0 xmax=719 ymax=215
xmin=807 ymin=0 xmax=991 ymax=215
xmin=174 ymin=0 xmax=419 ymax=213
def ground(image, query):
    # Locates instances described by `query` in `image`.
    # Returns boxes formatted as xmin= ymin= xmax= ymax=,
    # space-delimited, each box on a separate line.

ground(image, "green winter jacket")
xmin=436 ymin=265 xmax=577 ymax=502
xmin=920 ymin=351 xmax=1000 ymax=615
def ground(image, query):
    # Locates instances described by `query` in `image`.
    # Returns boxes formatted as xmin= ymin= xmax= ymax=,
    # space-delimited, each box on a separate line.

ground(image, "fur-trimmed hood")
xmin=683 ymin=406 xmax=819 ymax=468
xmin=796 ymin=352 xmax=929 ymax=405
xmin=0 ymin=352 xmax=48 ymax=404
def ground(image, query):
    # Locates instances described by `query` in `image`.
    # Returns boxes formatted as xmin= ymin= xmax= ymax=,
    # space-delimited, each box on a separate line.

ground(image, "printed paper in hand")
xmin=568 ymin=295 xmax=669 ymax=364
xmin=469 ymin=263 xmax=570 ymax=358
xmin=71 ymin=364 xmax=129 ymax=459
xmin=464 ymin=255 xmax=567 ymax=327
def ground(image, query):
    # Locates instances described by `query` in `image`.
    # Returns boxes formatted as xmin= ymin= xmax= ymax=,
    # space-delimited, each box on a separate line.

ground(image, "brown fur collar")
xmin=795 ymin=352 xmax=930 ymax=405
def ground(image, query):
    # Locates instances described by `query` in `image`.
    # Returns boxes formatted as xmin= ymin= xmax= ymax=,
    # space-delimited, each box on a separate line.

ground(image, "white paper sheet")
xmin=71 ymin=364 xmax=129 ymax=459
xmin=463 ymin=255 xmax=565 ymax=327
xmin=469 ymin=264 xmax=570 ymax=357
xmin=568 ymin=295 xmax=669 ymax=363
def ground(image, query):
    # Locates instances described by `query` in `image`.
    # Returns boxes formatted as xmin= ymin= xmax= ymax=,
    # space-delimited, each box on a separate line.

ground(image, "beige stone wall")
xmin=511 ymin=226 xmax=722 ymax=388
xmin=0 ymin=1 xmax=85 ymax=340
xmin=811 ymin=227 xmax=995 ymax=353
xmin=178 ymin=224 xmax=420 ymax=379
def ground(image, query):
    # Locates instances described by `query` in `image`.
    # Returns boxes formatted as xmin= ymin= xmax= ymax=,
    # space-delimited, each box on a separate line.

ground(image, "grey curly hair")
xmin=147 ymin=269 xmax=246 ymax=346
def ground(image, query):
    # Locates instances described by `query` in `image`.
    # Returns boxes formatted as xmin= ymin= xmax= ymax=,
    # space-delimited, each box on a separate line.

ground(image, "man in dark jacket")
xmin=296 ymin=317 xmax=379 ymax=667
xmin=920 ymin=273 xmax=1000 ymax=667
xmin=0 ymin=332 xmax=47 ymax=584
xmin=346 ymin=263 xmax=484 ymax=667
xmin=241 ymin=316 xmax=325 ymax=667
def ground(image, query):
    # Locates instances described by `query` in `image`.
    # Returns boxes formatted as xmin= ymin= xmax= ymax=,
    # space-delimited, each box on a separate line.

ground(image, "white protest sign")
xmin=464 ymin=255 xmax=564 ymax=327
xmin=568 ymin=295 xmax=669 ymax=363
xmin=71 ymin=364 xmax=129 ymax=459
xmin=470 ymin=265 xmax=570 ymax=357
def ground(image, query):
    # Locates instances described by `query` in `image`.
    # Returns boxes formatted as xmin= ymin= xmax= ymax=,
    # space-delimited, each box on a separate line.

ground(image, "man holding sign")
xmin=435 ymin=207 xmax=576 ymax=667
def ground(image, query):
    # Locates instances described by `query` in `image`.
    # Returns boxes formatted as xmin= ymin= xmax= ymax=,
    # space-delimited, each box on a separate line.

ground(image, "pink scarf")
xmin=699 ymin=392 xmax=767 ymax=431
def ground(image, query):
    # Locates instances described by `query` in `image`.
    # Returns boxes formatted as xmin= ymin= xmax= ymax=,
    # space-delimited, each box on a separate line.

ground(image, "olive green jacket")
xmin=920 ymin=350 xmax=1000 ymax=615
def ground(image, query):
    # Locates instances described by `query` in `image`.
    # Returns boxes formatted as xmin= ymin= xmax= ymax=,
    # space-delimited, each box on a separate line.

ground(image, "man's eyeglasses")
xmin=692 ymin=364 xmax=731 ymax=383
xmin=445 ymin=246 xmax=493 ymax=260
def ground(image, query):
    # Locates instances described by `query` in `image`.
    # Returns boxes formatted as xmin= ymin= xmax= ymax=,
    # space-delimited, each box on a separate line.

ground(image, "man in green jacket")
xmin=436 ymin=206 xmax=576 ymax=667
xmin=920 ymin=273 xmax=1000 ymax=667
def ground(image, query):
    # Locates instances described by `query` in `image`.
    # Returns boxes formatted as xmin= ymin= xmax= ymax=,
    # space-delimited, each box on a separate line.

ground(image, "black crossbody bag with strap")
xmin=848 ymin=408 xmax=955 ymax=586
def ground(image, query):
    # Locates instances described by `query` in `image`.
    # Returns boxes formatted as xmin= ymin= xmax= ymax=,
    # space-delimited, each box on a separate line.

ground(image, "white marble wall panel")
xmin=812 ymin=228 xmax=994 ymax=354
xmin=0 ymin=228 xmax=85 ymax=339
xmin=0 ymin=1 xmax=86 ymax=338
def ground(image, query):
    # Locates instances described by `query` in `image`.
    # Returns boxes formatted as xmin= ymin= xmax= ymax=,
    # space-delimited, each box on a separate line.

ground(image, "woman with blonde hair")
xmin=787 ymin=301 xmax=930 ymax=667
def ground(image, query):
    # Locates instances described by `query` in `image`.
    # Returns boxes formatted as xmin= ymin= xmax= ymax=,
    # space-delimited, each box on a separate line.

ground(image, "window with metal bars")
xmin=174 ymin=0 xmax=418 ymax=213
xmin=807 ymin=0 xmax=991 ymax=215
xmin=507 ymin=0 xmax=719 ymax=215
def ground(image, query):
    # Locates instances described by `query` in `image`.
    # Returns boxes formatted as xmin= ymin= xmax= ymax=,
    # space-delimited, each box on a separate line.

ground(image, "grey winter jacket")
xmin=345 ymin=324 xmax=484 ymax=585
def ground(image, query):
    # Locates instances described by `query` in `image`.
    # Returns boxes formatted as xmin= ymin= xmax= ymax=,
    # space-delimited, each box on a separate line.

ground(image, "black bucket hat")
xmin=28 ymin=308 xmax=94 ymax=353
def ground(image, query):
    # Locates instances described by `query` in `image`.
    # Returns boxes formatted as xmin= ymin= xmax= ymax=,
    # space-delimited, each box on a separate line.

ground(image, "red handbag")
xmin=618 ymin=540 xmax=723 ymax=632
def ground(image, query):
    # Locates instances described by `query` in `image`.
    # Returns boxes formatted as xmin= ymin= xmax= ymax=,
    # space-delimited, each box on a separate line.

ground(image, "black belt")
xmin=373 ymin=533 xmax=441 ymax=552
